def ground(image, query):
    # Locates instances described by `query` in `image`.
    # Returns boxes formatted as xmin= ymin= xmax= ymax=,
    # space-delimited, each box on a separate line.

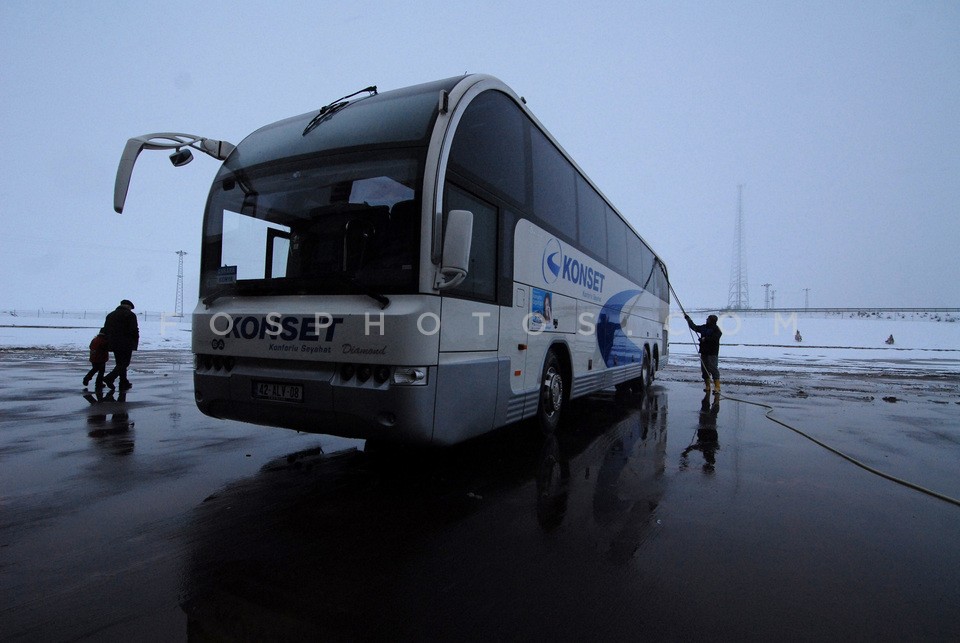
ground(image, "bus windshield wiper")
xmin=202 ymin=284 xmax=236 ymax=308
xmin=302 ymin=86 xmax=377 ymax=136
xmin=202 ymin=281 xmax=275 ymax=307
xmin=266 ymin=275 xmax=381 ymax=305
xmin=360 ymin=286 xmax=390 ymax=310
xmin=330 ymin=274 xmax=390 ymax=310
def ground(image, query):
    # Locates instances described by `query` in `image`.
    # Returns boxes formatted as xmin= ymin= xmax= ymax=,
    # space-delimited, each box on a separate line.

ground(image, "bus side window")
xmin=532 ymin=128 xmax=576 ymax=236
xmin=448 ymin=91 xmax=527 ymax=206
xmin=606 ymin=208 xmax=628 ymax=276
xmin=444 ymin=184 xmax=497 ymax=302
xmin=627 ymin=235 xmax=645 ymax=285
xmin=576 ymin=176 xmax=607 ymax=261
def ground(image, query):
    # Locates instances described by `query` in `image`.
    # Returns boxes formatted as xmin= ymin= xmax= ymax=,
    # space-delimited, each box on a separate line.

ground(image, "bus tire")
xmin=537 ymin=350 xmax=564 ymax=434
xmin=641 ymin=348 xmax=654 ymax=394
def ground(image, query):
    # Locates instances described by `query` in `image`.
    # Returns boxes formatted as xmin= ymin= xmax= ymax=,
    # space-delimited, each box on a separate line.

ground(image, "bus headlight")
xmin=392 ymin=367 xmax=427 ymax=386
xmin=373 ymin=365 xmax=391 ymax=384
xmin=357 ymin=365 xmax=372 ymax=383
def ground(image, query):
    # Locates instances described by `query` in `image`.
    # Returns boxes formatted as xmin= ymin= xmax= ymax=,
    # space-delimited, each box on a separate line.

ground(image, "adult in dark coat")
xmin=102 ymin=299 xmax=139 ymax=390
xmin=685 ymin=313 xmax=722 ymax=393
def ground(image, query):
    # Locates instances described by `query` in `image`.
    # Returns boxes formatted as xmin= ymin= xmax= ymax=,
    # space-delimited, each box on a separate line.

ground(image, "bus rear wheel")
xmin=641 ymin=348 xmax=654 ymax=393
xmin=537 ymin=350 xmax=564 ymax=434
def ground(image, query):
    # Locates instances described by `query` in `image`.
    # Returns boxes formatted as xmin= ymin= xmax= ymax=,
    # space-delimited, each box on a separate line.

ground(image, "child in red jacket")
xmin=83 ymin=328 xmax=110 ymax=388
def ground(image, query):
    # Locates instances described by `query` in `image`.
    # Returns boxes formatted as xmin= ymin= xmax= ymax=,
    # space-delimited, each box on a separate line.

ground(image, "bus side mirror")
xmin=114 ymin=133 xmax=235 ymax=214
xmin=435 ymin=209 xmax=473 ymax=290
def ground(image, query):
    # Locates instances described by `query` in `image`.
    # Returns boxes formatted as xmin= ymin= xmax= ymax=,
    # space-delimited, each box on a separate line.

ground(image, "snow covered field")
xmin=0 ymin=308 xmax=955 ymax=386
xmin=1 ymin=310 xmax=957 ymax=374
xmin=667 ymin=311 xmax=960 ymax=375
xmin=0 ymin=311 xmax=191 ymax=351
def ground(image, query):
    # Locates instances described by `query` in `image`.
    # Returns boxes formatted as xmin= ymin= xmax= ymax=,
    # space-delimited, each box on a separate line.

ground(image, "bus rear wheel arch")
xmin=616 ymin=345 xmax=654 ymax=399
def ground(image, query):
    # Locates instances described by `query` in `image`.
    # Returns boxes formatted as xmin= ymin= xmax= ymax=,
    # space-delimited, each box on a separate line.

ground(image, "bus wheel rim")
xmin=544 ymin=369 xmax=562 ymax=414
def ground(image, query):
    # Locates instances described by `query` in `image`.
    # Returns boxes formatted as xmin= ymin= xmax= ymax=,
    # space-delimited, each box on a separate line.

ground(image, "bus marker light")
xmin=392 ymin=367 xmax=427 ymax=385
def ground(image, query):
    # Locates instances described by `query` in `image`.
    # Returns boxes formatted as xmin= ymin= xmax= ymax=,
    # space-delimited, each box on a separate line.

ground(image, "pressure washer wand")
xmin=661 ymin=266 xmax=701 ymax=348
xmin=660 ymin=265 xmax=709 ymax=381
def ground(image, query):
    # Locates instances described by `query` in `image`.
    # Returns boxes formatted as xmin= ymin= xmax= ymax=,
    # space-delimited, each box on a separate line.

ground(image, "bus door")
xmin=500 ymin=282 xmax=531 ymax=418
xmin=435 ymin=188 xmax=502 ymax=441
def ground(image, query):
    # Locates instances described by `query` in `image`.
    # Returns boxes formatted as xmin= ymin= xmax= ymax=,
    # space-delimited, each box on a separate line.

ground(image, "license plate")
xmin=252 ymin=381 xmax=304 ymax=403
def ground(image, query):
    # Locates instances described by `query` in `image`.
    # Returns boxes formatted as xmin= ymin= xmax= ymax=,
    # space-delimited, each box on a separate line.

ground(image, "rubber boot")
xmin=703 ymin=380 xmax=711 ymax=393
xmin=713 ymin=378 xmax=721 ymax=393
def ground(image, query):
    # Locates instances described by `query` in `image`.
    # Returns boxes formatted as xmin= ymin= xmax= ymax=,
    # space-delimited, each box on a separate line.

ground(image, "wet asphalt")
xmin=1 ymin=350 xmax=959 ymax=641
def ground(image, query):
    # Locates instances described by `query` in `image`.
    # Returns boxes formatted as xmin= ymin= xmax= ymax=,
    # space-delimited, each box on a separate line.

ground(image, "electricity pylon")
xmin=175 ymin=250 xmax=187 ymax=317
xmin=727 ymin=185 xmax=750 ymax=310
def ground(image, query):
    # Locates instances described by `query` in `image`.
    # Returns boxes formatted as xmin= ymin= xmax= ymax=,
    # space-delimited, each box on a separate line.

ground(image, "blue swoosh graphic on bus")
xmin=546 ymin=252 xmax=561 ymax=277
xmin=596 ymin=289 xmax=644 ymax=367
xmin=542 ymin=238 xmax=562 ymax=283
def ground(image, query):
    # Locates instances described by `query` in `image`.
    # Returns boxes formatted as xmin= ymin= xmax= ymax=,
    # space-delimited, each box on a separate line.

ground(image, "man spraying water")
xmin=685 ymin=314 xmax=723 ymax=394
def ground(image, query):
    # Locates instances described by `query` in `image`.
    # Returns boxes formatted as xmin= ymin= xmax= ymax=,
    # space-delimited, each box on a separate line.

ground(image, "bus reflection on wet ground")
xmin=180 ymin=381 xmax=960 ymax=641
xmin=182 ymin=390 xmax=669 ymax=641
xmin=2 ymin=353 xmax=958 ymax=640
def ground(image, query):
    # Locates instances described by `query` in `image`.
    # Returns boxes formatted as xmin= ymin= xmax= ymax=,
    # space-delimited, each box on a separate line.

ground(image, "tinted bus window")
xmin=576 ymin=177 xmax=607 ymax=260
xmin=444 ymin=184 xmax=498 ymax=302
xmin=654 ymin=260 xmax=669 ymax=302
xmin=226 ymin=78 xmax=461 ymax=171
xmin=627 ymin=235 xmax=648 ymax=285
xmin=531 ymin=127 xmax=576 ymax=236
xmin=638 ymin=240 xmax=656 ymax=292
xmin=606 ymin=208 xmax=628 ymax=275
xmin=449 ymin=91 xmax=526 ymax=206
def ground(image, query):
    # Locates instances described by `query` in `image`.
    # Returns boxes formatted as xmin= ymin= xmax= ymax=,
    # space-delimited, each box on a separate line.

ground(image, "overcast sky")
xmin=1 ymin=1 xmax=957 ymax=313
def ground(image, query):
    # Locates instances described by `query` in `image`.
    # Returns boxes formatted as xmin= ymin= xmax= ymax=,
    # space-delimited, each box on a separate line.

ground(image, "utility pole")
xmin=727 ymin=185 xmax=750 ymax=310
xmin=761 ymin=283 xmax=772 ymax=309
xmin=803 ymin=288 xmax=810 ymax=309
xmin=175 ymin=250 xmax=187 ymax=317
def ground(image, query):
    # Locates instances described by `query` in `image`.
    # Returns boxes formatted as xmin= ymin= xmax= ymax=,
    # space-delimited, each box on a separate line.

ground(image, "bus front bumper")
xmin=193 ymin=359 xmax=438 ymax=445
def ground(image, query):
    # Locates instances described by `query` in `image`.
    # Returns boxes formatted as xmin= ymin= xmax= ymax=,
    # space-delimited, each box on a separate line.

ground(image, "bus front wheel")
xmin=537 ymin=350 xmax=564 ymax=434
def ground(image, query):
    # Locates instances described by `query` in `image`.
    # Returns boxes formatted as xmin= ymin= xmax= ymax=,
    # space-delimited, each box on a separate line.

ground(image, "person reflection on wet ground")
xmin=83 ymin=390 xmax=134 ymax=455
xmin=681 ymin=391 xmax=720 ymax=473
xmin=593 ymin=392 xmax=667 ymax=564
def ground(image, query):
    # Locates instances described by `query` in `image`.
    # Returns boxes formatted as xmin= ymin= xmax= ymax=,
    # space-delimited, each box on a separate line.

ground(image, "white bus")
xmin=115 ymin=74 xmax=670 ymax=446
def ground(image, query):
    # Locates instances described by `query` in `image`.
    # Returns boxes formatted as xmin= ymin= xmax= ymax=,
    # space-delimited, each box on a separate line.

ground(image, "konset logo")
xmin=540 ymin=236 xmax=607 ymax=293
xmin=542 ymin=238 xmax=562 ymax=284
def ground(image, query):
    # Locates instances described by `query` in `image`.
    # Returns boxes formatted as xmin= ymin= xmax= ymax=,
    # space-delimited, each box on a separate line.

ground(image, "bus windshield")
xmin=201 ymin=150 xmax=422 ymax=299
